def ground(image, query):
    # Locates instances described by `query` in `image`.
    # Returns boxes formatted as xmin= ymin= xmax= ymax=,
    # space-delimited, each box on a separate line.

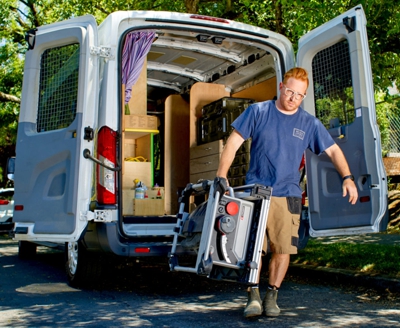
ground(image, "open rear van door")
xmin=13 ymin=15 xmax=99 ymax=243
xmin=297 ymin=5 xmax=388 ymax=237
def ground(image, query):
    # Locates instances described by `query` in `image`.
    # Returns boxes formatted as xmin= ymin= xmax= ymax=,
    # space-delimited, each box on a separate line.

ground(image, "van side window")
xmin=37 ymin=44 xmax=80 ymax=132
xmin=312 ymin=40 xmax=354 ymax=130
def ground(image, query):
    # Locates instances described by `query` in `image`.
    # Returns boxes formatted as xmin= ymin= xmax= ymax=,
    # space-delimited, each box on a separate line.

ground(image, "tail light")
xmin=0 ymin=200 xmax=10 ymax=205
xmin=97 ymin=126 xmax=117 ymax=205
xmin=135 ymin=247 xmax=151 ymax=253
xmin=190 ymin=15 xmax=229 ymax=24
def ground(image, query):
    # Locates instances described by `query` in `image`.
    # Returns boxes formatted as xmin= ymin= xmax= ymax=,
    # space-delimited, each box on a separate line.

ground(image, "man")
xmin=216 ymin=67 xmax=358 ymax=318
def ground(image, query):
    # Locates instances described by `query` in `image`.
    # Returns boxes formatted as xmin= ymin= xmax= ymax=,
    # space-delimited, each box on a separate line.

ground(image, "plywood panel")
xmin=164 ymin=95 xmax=190 ymax=214
xmin=127 ymin=59 xmax=147 ymax=115
xmin=135 ymin=134 xmax=151 ymax=161
xmin=123 ymin=162 xmax=151 ymax=190
xmin=233 ymin=77 xmax=277 ymax=102
xmin=122 ymin=189 xmax=135 ymax=215
xmin=133 ymin=199 xmax=165 ymax=216
xmin=124 ymin=137 xmax=136 ymax=159
xmin=189 ymin=83 xmax=230 ymax=147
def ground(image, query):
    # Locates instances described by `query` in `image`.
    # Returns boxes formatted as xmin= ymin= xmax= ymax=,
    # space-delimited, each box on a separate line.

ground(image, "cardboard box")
xmin=124 ymin=115 xmax=159 ymax=130
xmin=133 ymin=199 xmax=165 ymax=216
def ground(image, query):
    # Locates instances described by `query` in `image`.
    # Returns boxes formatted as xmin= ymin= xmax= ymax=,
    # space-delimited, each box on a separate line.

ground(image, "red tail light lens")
xmin=190 ymin=15 xmax=229 ymax=24
xmin=360 ymin=196 xmax=370 ymax=203
xmin=135 ymin=247 xmax=151 ymax=253
xmin=0 ymin=200 xmax=10 ymax=205
xmin=97 ymin=126 xmax=117 ymax=205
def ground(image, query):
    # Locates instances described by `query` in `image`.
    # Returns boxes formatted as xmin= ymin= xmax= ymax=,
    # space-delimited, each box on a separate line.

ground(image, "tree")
xmin=232 ymin=1 xmax=399 ymax=87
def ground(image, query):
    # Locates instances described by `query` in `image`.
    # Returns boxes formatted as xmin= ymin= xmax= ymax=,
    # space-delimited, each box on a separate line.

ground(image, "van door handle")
xmin=83 ymin=149 xmax=121 ymax=171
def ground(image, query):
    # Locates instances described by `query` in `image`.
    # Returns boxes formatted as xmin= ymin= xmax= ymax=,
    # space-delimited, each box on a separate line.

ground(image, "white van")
xmin=10 ymin=5 xmax=388 ymax=286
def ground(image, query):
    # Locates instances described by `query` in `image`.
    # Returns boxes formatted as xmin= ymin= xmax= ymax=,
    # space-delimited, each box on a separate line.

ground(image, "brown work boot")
xmin=262 ymin=288 xmax=280 ymax=317
xmin=243 ymin=287 xmax=262 ymax=318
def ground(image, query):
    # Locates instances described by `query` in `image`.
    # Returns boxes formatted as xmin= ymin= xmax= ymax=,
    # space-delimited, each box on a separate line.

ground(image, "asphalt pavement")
xmin=289 ymin=232 xmax=400 ymax=293
xmin=2 ymin=223 xmax=399 ymax=294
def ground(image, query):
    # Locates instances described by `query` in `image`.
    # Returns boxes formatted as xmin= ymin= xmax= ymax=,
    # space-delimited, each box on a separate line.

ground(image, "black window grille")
xmin=37 ymin=44 xmax=80 ymax=132
xmin=312 ymin=40 xmax=354 ymax=129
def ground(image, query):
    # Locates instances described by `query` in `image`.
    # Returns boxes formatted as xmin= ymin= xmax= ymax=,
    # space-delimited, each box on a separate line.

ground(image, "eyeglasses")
xmin=283 ymin=85 xmax=306 ymax=100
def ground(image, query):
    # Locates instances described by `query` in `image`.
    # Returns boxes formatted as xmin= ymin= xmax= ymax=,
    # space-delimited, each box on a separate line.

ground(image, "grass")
xmin=291 ymin=238 xmax=400 ymax=279
xmin=290 ymin=188 xmax=400 ymax=279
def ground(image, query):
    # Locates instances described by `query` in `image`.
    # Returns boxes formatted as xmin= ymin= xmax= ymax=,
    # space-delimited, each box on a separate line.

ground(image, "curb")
xmin=288 ymin=263 xmax=400 ymax=293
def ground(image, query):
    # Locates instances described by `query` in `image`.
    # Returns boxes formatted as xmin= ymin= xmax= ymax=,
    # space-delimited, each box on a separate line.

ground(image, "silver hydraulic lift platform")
xmin=169 ymin=177 xmax=272 ymax=286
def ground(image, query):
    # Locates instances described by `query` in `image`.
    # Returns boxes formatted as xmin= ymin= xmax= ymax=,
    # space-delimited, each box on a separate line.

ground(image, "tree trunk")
xmin=273 ymin=0 xmax=285 ymax=35
xmin=185 ymin=0 xmax=200 ymax=13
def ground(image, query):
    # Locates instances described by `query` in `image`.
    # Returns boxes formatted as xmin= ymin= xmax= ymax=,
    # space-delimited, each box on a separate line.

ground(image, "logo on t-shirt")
xmin=293 ymin=128 xmax=305 ymax=140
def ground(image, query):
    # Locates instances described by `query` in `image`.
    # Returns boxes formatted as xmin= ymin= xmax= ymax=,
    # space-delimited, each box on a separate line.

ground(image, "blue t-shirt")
xmin=232 ymin=100 xmax=335 ymax=197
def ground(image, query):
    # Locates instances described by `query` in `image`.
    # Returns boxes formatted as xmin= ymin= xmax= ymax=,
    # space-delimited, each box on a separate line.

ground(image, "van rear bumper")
xmin=87 ymin=221 xmax=191 ymax=257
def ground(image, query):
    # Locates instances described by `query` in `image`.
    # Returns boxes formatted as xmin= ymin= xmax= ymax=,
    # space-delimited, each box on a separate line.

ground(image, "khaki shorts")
xmin=262 ymin=196 xmax=301 ymax=255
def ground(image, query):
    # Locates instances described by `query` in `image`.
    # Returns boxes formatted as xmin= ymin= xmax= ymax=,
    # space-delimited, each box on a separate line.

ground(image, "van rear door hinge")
xmin=25 ymin=28 xmax=38 ymax=50
xmin=90 ymin=46 xmax=114 ymax=59
xmin=343 ymin=16 xmax=356 ymax=33
xmin=84 ymin=126 xmax=94 ymax=141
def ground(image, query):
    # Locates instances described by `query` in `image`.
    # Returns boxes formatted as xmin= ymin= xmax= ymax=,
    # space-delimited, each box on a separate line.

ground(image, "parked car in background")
xmin=0 ymin=188 xmax=14 ymax=224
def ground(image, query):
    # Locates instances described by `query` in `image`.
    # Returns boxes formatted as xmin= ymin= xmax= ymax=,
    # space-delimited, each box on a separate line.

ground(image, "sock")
xmin=268 ymin=284 xmax=280 ymax=290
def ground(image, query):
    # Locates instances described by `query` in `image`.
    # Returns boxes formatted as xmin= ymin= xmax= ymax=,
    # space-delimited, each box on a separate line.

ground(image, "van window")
xmin=37 ymin=44 xmax=80 ymax=132
xmin=312 ymin=40 xmax=354 ymax=130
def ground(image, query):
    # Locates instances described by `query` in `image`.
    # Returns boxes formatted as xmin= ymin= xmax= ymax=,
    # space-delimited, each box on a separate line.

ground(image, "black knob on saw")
xmin=218 ymin=216 xmax=236 ymax=234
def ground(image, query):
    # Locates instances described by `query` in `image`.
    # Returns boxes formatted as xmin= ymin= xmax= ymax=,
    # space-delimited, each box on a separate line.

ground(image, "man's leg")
xmin=262 ymin=253 xmax=290 ymax=316
xmin=268 ymin=253 xmax=290 ymax=288
xmin=262 ymin=197 xmax=300 ymax=317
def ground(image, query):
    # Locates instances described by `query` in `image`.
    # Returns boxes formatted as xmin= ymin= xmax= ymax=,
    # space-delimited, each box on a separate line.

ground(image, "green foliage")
xmin=292 ymin=239 xmax=400 ymax=278
xmin=375 ymin=92 xmax=395 ymax=155
xmin=0 ymin=1 xmax=24 ymax=147
xmin=315 ymin=89 xmax=355 ymax=130
xmin=234 ymin=0 xmax=400 ymax=97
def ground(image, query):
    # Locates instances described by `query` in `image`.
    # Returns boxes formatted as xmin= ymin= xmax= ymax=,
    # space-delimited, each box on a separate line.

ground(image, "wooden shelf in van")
xmin=124 ymin=128 xmax=159 ymax=139
xmin=122 ymin=128 xmax=159 ymax=186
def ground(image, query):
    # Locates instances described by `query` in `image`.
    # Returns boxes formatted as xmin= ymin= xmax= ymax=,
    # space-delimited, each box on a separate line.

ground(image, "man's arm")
xmin=324 ymin=143 xmax=358 ymax=204
xmin=216 ymin=130 xmax=245 ymax=180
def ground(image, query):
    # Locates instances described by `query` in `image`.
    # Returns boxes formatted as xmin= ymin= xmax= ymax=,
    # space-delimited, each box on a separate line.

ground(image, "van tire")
xmin=65 ymin=241 xmax=103 ymax=288
xmin=18 ymin=241 xmax=37 ymax=259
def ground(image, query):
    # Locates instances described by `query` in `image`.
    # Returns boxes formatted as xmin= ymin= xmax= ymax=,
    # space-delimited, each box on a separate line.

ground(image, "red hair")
xmin=283 ymin=67 xmax=309 ymax=88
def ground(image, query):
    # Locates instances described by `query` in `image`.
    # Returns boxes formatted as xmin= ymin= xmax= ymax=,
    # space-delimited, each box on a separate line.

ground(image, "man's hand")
xmin=342 ymin=179 xmax=358 ymax=205
xmin=217 ymin=176 xmax=229 ymax=186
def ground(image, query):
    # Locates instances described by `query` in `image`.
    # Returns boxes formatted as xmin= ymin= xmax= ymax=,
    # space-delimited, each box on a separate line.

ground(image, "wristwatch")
xmin=342 ymin=174 xmax=354 ymax=182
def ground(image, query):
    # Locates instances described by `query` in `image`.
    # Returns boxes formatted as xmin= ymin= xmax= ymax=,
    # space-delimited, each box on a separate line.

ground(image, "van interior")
xmin=120 ymin=26 xmax=279 ymax=220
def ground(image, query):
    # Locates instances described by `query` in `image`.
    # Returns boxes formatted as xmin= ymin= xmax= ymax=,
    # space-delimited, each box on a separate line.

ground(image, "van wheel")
xmin=18 ymin=241 xmax=37 ymax=259
xmin=65 ymin=241 xmax=103 ymax=288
